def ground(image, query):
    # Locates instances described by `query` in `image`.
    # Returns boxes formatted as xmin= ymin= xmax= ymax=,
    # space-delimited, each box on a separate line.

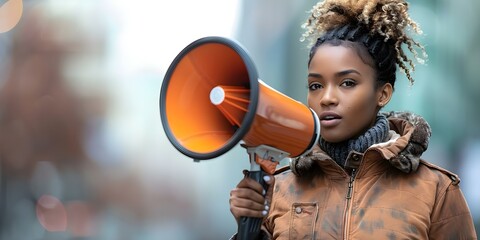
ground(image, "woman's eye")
xmin=308 ymin=83 xmax=323 ymax=91
xmin=341 ymin=79 xmax=357 ymax=88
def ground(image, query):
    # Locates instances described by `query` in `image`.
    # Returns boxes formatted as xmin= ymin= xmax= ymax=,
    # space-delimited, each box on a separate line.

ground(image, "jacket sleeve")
xmin=429 ymin=180 xmax=477 ymax=239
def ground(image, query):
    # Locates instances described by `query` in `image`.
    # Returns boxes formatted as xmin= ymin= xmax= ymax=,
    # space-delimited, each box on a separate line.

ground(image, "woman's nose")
xmin=320 ymin=86 xmax=339 ymax=106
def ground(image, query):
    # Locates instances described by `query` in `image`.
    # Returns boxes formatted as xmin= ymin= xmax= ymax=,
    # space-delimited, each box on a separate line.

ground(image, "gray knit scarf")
xmin=319 ymin=115 xmax=390 ymax=167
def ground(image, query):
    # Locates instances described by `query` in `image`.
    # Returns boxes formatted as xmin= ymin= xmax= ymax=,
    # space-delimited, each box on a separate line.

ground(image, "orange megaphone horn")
xmin=159 ymin=36 xmax=319 ymax=240
xmin=160 ymin=36 xmax=319 ymax=165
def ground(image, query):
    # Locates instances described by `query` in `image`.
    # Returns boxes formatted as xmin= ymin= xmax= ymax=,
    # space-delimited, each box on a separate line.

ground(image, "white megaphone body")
xmin=159 ymin=36 xmax=319 ymax=240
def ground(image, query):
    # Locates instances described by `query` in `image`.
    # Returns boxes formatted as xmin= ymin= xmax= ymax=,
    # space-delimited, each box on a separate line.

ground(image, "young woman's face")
xmin=308 ymin=44 xmax=390 ymax=143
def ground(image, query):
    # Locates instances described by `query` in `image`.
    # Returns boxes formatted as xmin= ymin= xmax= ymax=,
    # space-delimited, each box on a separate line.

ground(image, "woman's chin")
xmin=320 ymin=134 xmax=347 ymax=143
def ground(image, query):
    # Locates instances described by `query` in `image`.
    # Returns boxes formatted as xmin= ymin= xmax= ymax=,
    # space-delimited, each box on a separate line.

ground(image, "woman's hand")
xmin=229 ymin=170 xmax=275 ymax=223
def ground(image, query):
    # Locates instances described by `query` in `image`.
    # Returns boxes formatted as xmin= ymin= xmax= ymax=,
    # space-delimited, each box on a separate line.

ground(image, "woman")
xmin=229 ymin=0 xmax=477 ymax=239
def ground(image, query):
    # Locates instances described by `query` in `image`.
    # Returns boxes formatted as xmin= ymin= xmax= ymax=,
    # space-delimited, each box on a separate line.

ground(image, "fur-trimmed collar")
xmin=290 ymin=111 xmax=431 ymax=175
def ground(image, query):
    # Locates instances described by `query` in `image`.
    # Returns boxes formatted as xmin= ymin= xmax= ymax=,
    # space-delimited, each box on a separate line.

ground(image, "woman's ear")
xmin=377 ymin=83 xmax=393 ymax=107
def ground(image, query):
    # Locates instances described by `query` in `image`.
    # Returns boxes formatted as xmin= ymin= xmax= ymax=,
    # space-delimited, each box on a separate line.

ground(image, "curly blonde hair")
xmin=301 ymin=0 xmax=427 ymax=85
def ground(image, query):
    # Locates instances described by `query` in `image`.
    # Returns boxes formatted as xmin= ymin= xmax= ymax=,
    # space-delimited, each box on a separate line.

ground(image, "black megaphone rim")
xmin=159 ymin=36 xmax=259 ymax=160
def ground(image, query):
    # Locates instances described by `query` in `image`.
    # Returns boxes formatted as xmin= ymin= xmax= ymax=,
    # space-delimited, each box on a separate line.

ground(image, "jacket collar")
xmin=290 ymin=111 xmax=431 ymax=177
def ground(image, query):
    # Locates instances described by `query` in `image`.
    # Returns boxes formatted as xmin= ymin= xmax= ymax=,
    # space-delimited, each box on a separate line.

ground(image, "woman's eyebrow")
xmin=335 ymin=69 xmax=361 ymax=77
xmin=308 ymin=69 xmax=361 ymax=79
xmin=308 ymin=73 xmax=322 ymax=78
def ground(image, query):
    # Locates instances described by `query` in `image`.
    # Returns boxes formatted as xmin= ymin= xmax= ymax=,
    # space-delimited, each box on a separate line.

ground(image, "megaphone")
xmin=159 ymin=36 xmax=319 ymax=240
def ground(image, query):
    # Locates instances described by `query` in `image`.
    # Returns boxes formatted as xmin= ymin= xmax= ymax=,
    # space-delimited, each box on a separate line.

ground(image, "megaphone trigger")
xmin=242 ymin=144 xmax=288 ymax=174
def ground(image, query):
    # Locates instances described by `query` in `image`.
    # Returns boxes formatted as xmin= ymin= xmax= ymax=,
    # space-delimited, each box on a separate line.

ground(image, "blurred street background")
xmin=0 ymin=0 xmax=478 ymax=239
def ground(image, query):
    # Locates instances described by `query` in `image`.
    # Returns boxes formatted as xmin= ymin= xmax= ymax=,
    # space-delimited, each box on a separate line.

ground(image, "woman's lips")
xmin=320 ymin=118 xmax=342 ymax=127
xmin=319 ymin=111 xmax=342 ymax=128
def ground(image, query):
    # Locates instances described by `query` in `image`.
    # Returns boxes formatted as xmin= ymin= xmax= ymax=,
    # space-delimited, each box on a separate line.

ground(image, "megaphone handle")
xmin=237 ymin=169 xmax=269 ymax=240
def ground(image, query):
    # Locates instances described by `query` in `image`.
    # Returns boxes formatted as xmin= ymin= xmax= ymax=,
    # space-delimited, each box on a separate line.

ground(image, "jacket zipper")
xmin=343 ymin=168 xmax=357 ymax=240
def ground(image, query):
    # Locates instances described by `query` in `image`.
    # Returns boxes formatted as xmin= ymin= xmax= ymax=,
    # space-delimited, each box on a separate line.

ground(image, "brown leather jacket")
xmin=258 ymin=112 xmax=477 ymax=239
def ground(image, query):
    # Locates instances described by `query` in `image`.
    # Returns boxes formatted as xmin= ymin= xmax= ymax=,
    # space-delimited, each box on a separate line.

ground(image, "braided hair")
xmin=301 ymin=0 xmax=427 ymax=88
